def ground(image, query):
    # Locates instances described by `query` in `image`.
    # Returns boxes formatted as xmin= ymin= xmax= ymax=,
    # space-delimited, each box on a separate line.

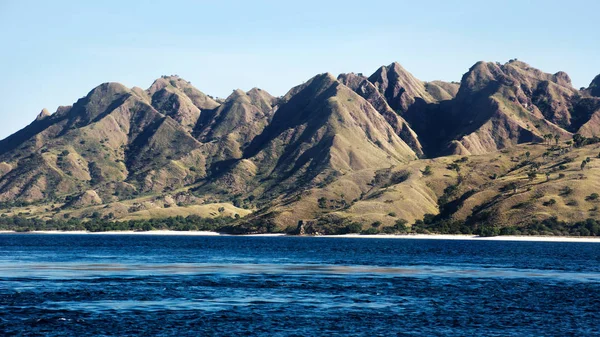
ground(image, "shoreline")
xmin=0 ymin=230 xmax=599 ymax=242
xmin=318 ymin=234 xmax=600 ymax=242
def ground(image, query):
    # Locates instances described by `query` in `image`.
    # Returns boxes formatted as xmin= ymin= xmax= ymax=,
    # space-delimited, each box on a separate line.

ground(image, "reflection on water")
xmin=2 ymin=262 xmax=600 ymax=282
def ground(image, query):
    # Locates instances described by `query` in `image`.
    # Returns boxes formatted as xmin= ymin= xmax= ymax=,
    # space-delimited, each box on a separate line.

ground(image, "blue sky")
xmin=1 ymin=0 xmax=599 ymax=139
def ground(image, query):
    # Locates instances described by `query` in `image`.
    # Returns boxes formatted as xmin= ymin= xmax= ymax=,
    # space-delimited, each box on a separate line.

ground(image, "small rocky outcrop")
xmin=66 ymin=190 xmax=103 ymax=208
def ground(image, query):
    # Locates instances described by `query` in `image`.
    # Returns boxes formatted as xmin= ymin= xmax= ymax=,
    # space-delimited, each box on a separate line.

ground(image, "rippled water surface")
xmin=1 ymin=235 xmax=600 ymax=336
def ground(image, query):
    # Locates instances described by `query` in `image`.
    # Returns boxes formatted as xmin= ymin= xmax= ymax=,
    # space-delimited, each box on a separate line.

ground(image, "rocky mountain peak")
xmin=147 ymin=76 xmax=219 ymax=111
xmin=589 ymin=74 xmax=600 ymax=97
xmin=368 ymin=62 xmax=432 ymax=113
xmin=553 ymin=71 xmax=572 ymax=87
xmin=35 ymin=108 xmax=51 ymax=121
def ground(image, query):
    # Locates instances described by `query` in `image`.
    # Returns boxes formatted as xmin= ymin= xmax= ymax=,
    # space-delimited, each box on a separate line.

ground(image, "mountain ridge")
xmin=1 ymin=60 xmax=600 ymax=235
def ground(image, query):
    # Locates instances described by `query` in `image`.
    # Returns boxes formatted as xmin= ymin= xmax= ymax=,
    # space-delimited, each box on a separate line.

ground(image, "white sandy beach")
xmin=317 ymin=234 xmax=600 ymax=242
xmin=0 ymin=230 xmax=599 ymax=242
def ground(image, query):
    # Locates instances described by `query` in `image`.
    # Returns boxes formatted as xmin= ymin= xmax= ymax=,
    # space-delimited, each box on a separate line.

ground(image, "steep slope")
xmin=573 ymin=75 xmax=600 ymax=137
xmin=405 ymin=60 xmax=578 ymax=156
xmin=365 ymin=62 xmax=459 ymax=156
xmin=368 ymin=62 xmax=436 ymax=114
xmin=338 ymin=73 xmax=424 ymax=157
xmin=206 ymin=73 xmax=417 ymax=202
xmin=587 ymin=75 xmax=600 ymax=97
xmin=0 ymin=79 xmax=211 ymax=204
xmin=194 ymin=88 xmax=277 ymax=165
xmin=147 ymin=75 xmax=220 ymax=131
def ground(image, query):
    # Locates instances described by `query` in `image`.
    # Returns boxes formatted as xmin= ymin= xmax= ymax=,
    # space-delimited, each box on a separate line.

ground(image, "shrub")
xmin=543 ymin=199 xmax=557 ymax=206
xmin=559 ymin=186 xmax=573 ymax=196
xmin=512 ymin=201 xmax=531 ymax=209
xmin=532 ymin=190 xmax=545 ymax=199
xmin=422 ymin=165 xmax=433 ymax=176
xmin=446 ymin=163 xmax=460 ymax=172
xmin=388 ymin=212 xmax=397 ymax=217
xmin=501 ymin=182 xmax=518 ymax=193
xmin=586 ymin=193 xmax=600 ymax=202
xmin=390 ymin=171 xmax=411 ymax=185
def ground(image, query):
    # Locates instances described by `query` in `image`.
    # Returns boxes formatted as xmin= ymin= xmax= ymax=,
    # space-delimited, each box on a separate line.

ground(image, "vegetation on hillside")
xmin=0 ymin=215 xmax=236 ymax=233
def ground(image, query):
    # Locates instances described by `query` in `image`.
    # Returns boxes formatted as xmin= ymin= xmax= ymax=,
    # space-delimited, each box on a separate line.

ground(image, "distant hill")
xmin=1 ymin=61 xmax=600 ymax=235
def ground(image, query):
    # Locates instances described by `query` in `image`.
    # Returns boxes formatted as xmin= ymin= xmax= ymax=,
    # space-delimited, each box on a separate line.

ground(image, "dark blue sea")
xmin=1 ymin=235 xmax=600 ymax=336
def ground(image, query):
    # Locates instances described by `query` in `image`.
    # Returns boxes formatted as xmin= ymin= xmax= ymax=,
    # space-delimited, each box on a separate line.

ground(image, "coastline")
xmin=317 ymin=234 xmax=600 ymax=242
xmin=0 ymin=230 xmax=599 ymax=242
xmin=0 ymin=230 xmax=222 ymax=236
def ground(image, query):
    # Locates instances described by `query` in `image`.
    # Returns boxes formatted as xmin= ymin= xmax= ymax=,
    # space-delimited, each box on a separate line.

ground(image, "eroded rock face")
xmin=368 ymin=62 xmax=435 ymax=114
xmin=338 ymin=73 xmax=424 ymax=157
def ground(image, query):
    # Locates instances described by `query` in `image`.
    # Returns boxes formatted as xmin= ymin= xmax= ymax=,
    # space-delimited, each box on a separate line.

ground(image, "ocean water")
xmin=1 ymin=235 xmax=599 ymax=336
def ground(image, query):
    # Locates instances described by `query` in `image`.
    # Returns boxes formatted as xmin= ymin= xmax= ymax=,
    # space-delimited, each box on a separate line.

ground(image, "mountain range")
xmin=1 ymin=59 xmax=600 ymax=234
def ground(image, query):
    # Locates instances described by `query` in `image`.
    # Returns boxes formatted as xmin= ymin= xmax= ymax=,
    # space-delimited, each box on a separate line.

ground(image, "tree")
xmin=573 ymin=134 xmax=586 ymax=148
xmin=525 ymin=151 xmax=531 ymax=160
xmin=394 ymin=219 xmax=408 ymax=233
xmin=545 ymin=172 xmax=550 ymax=181
xmin=581 ymin=160 xmax=587 ymax=171
xmin=554 ymin=135 xmax=560 ymax=145
xmin=527 ymin=172 xmax=537 ymax=182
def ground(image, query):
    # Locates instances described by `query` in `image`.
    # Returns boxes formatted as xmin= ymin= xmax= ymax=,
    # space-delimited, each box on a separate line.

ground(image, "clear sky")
xmin=1 ymin=0 xmax=599 ymax=139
